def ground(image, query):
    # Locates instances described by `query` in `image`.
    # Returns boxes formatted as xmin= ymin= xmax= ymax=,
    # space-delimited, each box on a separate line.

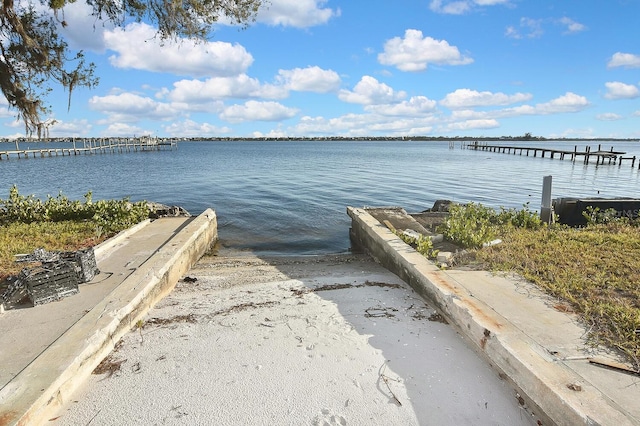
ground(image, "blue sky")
xmin=1 ymin=0 xmax=639 ymax=139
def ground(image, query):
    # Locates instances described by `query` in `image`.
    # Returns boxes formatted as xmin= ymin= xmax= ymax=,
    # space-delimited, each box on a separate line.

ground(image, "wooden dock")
xmin=0 ymin=137 xmax=177 ymax=160
xmin=467 ymin=142 xmax=636 ymax=167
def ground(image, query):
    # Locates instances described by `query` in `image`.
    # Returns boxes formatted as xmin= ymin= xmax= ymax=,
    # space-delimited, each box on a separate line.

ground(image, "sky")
xmin=1 ymin=0 xmax=639 ymax=139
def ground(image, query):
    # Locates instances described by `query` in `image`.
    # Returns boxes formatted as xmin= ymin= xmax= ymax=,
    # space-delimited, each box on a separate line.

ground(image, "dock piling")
xmin=467 ymin=143 xmax=629 ymax=167
xmin=0 ymin=137 xmax=177 ymax=160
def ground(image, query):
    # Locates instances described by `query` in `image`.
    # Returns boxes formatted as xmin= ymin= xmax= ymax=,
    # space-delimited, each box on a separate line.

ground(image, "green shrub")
xmin=92 ymin=197 xmax=150 ymax=236
xmin=582 ymin=206 xmax=630 ymax=226
xmin=395 ymin=230 xmax=438 ymax=258
xmin=497 ymin=203 xmax=542 ymax=229
xmin=438 ymin=202 xmax=542 ymax=249
xmin=438 ymin=202 xmax=497 ymax=249
xmin=0 ymin=185 xmax=150 ymax=236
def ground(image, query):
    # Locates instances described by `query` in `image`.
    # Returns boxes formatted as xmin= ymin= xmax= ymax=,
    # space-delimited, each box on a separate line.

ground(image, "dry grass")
xmin=478 ymin=223 xmax=640 ymax=367
xmin=0 ymin=221 xmax=107 ymax=281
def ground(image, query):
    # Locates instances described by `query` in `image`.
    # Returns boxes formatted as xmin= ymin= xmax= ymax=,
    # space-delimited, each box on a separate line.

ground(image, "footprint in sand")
xmin=312 ymin=408 xmax=347 ymax=426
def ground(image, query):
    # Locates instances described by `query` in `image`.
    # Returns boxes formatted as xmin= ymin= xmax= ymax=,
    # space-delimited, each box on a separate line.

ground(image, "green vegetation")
xmin=436 ymin=202 xmax=640 ymax=367
xmin=0 ymin=186 xmax=150 ymax=280
xmin=395 ymin=229 xmax=439 ymax=259
xmin=438 ymin=202 xmax=542 ymax=249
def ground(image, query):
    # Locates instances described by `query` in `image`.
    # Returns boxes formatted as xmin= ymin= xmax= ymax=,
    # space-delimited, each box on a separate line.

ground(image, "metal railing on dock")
xmin=466 ymin=141 xmax=636 ymax=167
xmin=0 ymin=137 xmax=178 ymax=160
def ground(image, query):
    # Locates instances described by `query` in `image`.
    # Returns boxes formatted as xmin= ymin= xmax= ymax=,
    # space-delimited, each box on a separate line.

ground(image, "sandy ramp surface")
xmin=53 ymin=254 xmax=536 ymax=425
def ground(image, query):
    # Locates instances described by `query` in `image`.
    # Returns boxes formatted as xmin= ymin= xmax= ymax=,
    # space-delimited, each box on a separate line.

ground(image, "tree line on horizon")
xmin=1 ymin=135 xmax=638 ymax=144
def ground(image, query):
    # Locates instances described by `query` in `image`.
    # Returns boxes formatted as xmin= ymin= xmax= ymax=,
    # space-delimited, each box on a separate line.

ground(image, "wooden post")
xmin=584 ymin=146 xmax=590 ymax=164
xmin=541 ymin=176 xmax=553 ymax=224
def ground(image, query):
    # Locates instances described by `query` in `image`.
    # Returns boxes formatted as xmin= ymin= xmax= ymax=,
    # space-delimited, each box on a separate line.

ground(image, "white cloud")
xmin=531 ymin=92 xmax=590 ymax=114
xmin=0 ymin=100 xmax=17 ymax=121
xmin=338 ymin=76 xmax=406 ymax=105
xmin=519 ymin=18 xmax=544 ymax=38
xmin=58 ymin=2 xmax=112 ymax=52
xmin=163 ymin=119 xmax=232 ymax=137
xmin=445 ymin=119 xmax=500 ymax=131
xmin=88 ymin=93 xmax=182 ymax=122
xmin=504 ymin=26 xmax=519 ymax=39
xmin=498 ymin=92 xmax=589 ymax=115
xmin=474 ymin=0 xmax=509 ymax=4
xmin=549 ymin=128 xmax=596 ymax=139
xmin=431 ymin=92 xmax=589 ymax=133
xmin=448 ymin=92 xmax=589 ymax=120
xmin=559 ymin=17 xmax=586 ymax=34
xmin=257 ymin=0 xmax=339 ymax=28
xmin=102 ymin=123 xmax=151 ymax=137
xmin=440 ymin=89 xmax=532 ymax=109
xmin=634 ymin=111 xmax=640 ymax=117
xmin=378 ymin=29 xmax=473 ymax=72
xmin=2 ymin=132 xmax=25 ymax=139
xmin=364 ymin=96 xmax=438 ymax=116
xmin=220 ymin=101 xmax=299 ymax=123
xmin=169 ymin=75 xmax=287 ymax=104
xmin=48 ymin=119 xmax=93 ymax=137
xmin=280 ymin=112 xmax=442 ymax=137
xmin=596 ymin=113 xmax=623 ymax=121
xmin=429 ymin=0 xmax=509 ymax=14
xmin=450 ymin=109 xmax=487 ymax=121
xmin=104 ymin=23 xmax=253 ymax=77
xmin=277 ymin=88 xmax=589 ymax=136
xmin=276 ymin=66 xmax=341 ymax=93
xmin=429 ymin=0 xmax=471 ymax=14
xmin=4 ymin=117 xmax=23 ymax=128
xmin=505 ymin=18 xmax=544 ymax=39
xmin=607 ymin=52 xmax=640 ymax=69
xmin=604 ymin=81 xmax=640 ymax=100
xmin=506 ymin=17 xmax=583 ymax=40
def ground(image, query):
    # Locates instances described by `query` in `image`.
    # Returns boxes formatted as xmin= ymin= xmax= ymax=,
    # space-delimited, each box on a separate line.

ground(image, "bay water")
xmin=1 ymin=140 xmax=639 ymax=254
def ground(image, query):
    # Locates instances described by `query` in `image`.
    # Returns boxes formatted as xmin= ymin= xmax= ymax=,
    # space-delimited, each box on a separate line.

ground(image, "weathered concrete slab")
xmin=365 ymin=207 xmax=431 ymax=235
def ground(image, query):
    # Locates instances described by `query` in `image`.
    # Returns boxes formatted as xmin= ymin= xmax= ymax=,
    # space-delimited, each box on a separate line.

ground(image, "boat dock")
xmin=0 ymin=137 xmax=177 ymax=160
xmin=467 ymin=141 xmax=636 ymax=167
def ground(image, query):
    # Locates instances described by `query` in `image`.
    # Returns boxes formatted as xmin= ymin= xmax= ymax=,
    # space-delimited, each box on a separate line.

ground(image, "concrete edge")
xmin=93 ymin=218 xmax=152 ymax=260
xmin=347 ymin=206 xmax=633 ymax=426
xmin=9 ymin=209 xmax=218 ymax=426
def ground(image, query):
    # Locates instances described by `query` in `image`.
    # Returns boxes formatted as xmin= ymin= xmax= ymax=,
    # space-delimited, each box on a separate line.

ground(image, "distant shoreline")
xmin=1 ymin=136 xmax=639 ymax=143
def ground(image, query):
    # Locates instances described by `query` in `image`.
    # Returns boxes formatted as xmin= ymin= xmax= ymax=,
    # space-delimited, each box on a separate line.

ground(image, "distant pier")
xmin=0 ymin=137 xmax=177 ymax=160
xmin=467 ymin=141 xmax=636 ymax=167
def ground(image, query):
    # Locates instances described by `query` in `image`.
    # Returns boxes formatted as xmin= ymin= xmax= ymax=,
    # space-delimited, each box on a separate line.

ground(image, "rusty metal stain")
xmin=424 ymin=270 xmax=503 ymax=331
xmin=0 ymin=412 xmax=17 ymax=426
xmin=424 ymin=270 xmax=463 ymax=296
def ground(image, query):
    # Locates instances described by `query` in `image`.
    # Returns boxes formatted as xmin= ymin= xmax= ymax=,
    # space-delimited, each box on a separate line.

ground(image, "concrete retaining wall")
xmin=347 ymin=206 xmax=631 ymax=426
xmin=9 ymin=209 xmax=218 ymax=426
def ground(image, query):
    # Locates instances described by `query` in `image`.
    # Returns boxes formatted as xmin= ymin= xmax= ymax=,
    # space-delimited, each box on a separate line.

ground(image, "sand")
xmin=51 ymin=253 xmax=536 ymax=425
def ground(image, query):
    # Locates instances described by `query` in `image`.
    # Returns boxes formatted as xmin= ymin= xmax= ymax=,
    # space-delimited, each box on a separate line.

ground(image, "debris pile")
xmin=1 ymin=247 xmax=99 ymax=308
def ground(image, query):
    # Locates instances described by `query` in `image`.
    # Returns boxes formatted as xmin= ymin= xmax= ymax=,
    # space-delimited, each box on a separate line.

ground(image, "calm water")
xmin=1 ymin=140 xmax=639 ymax=254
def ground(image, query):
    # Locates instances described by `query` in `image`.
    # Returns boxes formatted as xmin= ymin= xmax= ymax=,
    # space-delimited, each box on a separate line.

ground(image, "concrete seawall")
xmin=348 ymin=206 xmax=637 ymax=426
xmin=0 ymin=209 xmax=218 ymax=426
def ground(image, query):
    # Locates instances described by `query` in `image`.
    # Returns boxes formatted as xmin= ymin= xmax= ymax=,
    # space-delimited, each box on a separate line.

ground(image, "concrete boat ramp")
xmin=0 ymin=208 xmax=638 ymax=425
